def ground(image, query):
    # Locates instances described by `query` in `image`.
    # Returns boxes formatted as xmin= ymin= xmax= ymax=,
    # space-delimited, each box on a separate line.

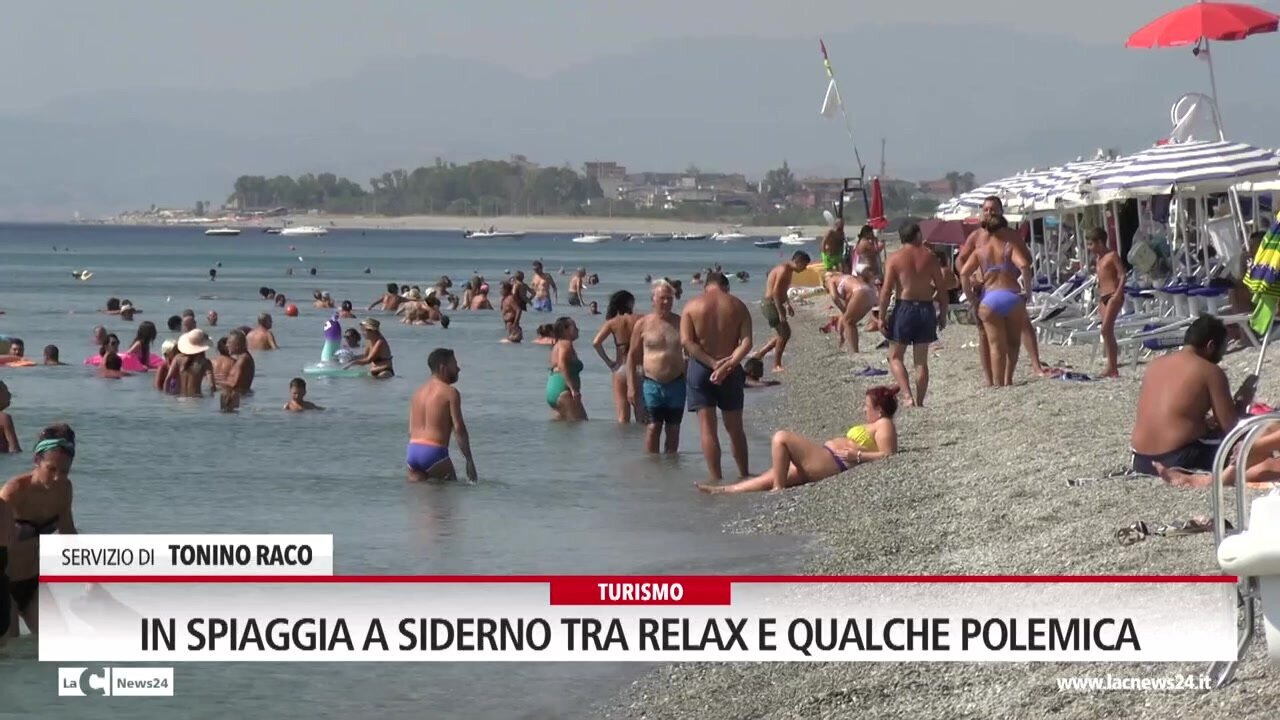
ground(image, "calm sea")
xmin=0 ymin=223 xmax=809 ymax=719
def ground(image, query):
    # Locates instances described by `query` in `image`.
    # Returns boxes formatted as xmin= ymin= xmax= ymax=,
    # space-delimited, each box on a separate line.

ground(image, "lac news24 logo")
xmin=58 ymin=667 xmax=174 ymax=697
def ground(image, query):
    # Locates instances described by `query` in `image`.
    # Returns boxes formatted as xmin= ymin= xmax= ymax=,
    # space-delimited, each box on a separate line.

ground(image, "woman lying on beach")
xmin=699 ymin=385 xmax=898 ymax=494
xmin=1 ymin=423 xmax=79 ymax=634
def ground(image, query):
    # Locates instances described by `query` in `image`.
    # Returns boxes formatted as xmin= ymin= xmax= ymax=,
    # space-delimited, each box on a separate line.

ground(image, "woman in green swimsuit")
xmin=546 ymin=316 xmax=587 ymax=421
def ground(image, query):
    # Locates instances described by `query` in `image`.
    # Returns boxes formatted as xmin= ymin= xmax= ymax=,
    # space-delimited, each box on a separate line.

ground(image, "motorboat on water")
xmin=754 ymin=239 xmax=782 ymax=249
xmin=279 ymin=225 xmax=328 ymax=237
xmin=464 ymin=228 xmax=527 ymax=239
xmin=571 ymin=234 xmax=612 ymax=244
xmin=779 ymin=226 xmax=819 ymax=245
xmin=625 ymin=233 xmax=671 ymax=242
xmin=263 ymin=227 xmax=282 ymax=234
xmin=204 ymin=227 xmax=240 ymax=236
xmin=712 ymin=230 xmax=751 ymax=242
xmin=671 ymin=232 xmax=709 ymax=241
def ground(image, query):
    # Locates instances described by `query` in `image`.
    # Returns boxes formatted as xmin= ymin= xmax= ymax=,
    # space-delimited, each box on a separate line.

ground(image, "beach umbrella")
xmin=868 ymin=177 xmax=886 ymax=230
xmin=918 ymin=219 xmax=974 ymax=246
xmin=1092 ymin=140 xmax=1280 ymax=198
xmin=1126 ymin=1 xmax=1280 ymax=137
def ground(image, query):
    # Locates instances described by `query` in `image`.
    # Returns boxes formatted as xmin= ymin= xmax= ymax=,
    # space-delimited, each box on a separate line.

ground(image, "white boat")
xmin=204 ymin=227 xmax=240 ymax=236
xmin=464 ymin=229 xmax=526 ymax=239
xmin=779 ymin=226 xmax=818 ymax=245
xmin=279 ymin=225 xmax=328 ymax=237
xmin=571 ymin=234 xmax=612 ymax=244
xmin=626 ymin=233 xmax=671 ymax=243
xmin=712 ymin=230 xmax=751 ymax=242
xmin=671 ymin=232 xmax=709 ymax=241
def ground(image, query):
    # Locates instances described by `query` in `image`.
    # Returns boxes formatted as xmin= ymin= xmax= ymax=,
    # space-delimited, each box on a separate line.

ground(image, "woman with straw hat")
xmin=345 ymin=318 xmax=394 ymax=378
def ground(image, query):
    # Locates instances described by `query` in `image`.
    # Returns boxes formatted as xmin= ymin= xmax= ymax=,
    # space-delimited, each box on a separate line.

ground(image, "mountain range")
xmin=4 ymin=22 xmax=1279 ymax=220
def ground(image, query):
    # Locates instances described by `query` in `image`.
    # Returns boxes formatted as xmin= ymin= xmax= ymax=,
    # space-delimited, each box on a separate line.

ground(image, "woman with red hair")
xmin=699 ymin=386 xmax=899 ymax=494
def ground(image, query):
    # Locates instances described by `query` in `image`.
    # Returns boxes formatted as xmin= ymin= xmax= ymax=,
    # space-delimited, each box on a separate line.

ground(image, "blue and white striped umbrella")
xmin=1023 ymin=159 xmax=1118 ymax=210
xmin=1093 ymin=140 xmax=1280 ymax=197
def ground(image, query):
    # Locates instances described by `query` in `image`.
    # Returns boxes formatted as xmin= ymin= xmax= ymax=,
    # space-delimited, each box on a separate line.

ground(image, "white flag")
xmin=820 ymin=79 xmax=842 ymax=119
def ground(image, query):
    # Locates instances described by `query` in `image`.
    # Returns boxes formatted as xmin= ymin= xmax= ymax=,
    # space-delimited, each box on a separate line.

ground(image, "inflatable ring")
xmin=303 ymin=364 xmax=367 ymax=378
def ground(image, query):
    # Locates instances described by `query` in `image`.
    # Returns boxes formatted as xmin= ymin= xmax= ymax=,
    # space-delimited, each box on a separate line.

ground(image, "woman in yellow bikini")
xmin=698 ymin=385 xmax=899 ymax=494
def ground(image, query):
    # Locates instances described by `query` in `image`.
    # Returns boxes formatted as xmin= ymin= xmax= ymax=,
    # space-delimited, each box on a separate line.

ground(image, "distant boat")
xmin=263 ymin=227 xmax=282 ymax=235
xmin=626 ymin=233 xmax=672 ymax=243
xmin=72 ymin=270 xmax=93 ymax=281
xmin=754 ymin=239 xmax=782 ymax=249
xmin=204 ymin=227 xmax=241 ymax=236
xmin=571 ymin=234 xmax=612 ymax=244
xmin=671 ymin=233 xmax=709 ymax=241
xmin=712 ymin=230 xmax=751 ymax=242
xmin=279 ymin=225 xmax=328 ymax=237
xmin=779 ymin=226 xmax=818 ymax=245
xmin=464 ymin=229 xmax=527 ymax=239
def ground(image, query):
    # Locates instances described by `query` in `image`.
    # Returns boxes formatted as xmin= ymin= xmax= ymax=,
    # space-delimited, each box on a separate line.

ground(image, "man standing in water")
xmin=1089 ymin=228 xmax=1125 ymax=378
xmin=225 ymin=329 xmax=256 ymax=399
xmin=878 ymin=222 xmax=947 ymax=407
xmin=247 ymin=313 xmax=280 ymax=351
xmin=531 ymin=261 xmax=558 ymax=312
xmin=752 ymin=251 xmax=810 ymax=373
xmin=407 ymin=348 xmax=477 ymax=482
xmin=959 ymin=196 xmax=1049 ymax=381
xmin=628 ymin=281 xmax=685 ymax=454
xmin=682 ymin=271 xmax=753 ymax=483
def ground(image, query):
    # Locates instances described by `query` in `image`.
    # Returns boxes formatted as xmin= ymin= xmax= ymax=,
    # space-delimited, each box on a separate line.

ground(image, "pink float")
xmin=83 ymin=351 xmax=164 ymax=372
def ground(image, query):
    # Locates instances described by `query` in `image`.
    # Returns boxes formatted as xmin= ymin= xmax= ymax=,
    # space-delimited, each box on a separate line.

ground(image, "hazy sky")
xmin=4 ymin=0 xmax=1266 ymax=110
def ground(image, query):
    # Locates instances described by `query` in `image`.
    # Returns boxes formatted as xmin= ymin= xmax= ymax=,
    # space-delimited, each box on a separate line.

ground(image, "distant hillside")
xmin=4 ymin=22 xmax=1278 ymax=219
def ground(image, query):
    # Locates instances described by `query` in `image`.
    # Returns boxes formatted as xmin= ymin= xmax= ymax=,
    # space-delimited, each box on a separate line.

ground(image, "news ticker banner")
xmin=39 ymin=534 xmax=1239 ymax=663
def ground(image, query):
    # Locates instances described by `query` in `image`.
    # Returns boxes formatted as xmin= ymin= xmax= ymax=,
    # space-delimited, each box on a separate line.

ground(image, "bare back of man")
xmin=753 ymin=253 xmax=808 ymax=372
xmin=1131 ymin=351 xmax=1235 ymax=475
xmin=682 ymin=278 xmax=753 ymax=481
xmin=408 ymin=379 xmax=458 ymax=481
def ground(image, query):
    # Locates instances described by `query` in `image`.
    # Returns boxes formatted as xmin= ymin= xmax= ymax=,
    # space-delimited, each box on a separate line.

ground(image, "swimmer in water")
xmin=334 ymin=328 xmax=362 ymax=364
xmin=274 ymin=294 xmax=287 ymax=309
xmin=369 ymin=282 xmax=404 ymax=312
xmin=0 ymin=339 xmax=30 ymax=366
xmin=247 ymin=313 xmax=280 ymax=351
xmin=470 ymin=284 xmax=493 ymax=310
xmin=207 ymin=310 xmax=218 ymax=327
xmin=283 ymin=377 xmax=323 ymax=412
xmin=0 ymin=382 xmax=19 ymax=453
xmin=532 ymin=324 xmax=555 ymax=345
xmin=98 ymin=353 xmax=129 ymax=379
xmin=92 ymin=326 xmax=108 ymax=347
xmin=42 ymin=345 xmax=65 ymax=366
xmin=1 ymin=423 xmax=79 ymax=633
xmin=119 ymin=301 xmax=136 ymax=321
xmin=166 ymin=315 xmax=182 ymax=333
xmin=588 ymin=301 xmax=600 ymax=315
xmin=406 ymin=348 xmax=477 ymax=482
xmin=339 ymin=300 xmax=356 ymax=319
xmin=346 ymin=318 xmax=394 ymax=378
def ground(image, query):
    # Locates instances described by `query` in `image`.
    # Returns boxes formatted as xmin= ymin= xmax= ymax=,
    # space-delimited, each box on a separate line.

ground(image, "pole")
xmin=1203 ymin=37 xmax=1227 ymax=140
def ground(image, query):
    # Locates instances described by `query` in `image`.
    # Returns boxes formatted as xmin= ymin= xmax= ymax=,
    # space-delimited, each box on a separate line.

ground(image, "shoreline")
xmin=601 ymin=303 xmax=1280 ymax=718
xmin=78 ymin=213 xmax=818 ymax=237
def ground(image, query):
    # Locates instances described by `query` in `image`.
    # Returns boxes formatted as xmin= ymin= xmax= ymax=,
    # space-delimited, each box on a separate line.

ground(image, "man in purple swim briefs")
xmin=406 ymin=348 xmax=478 ymax=482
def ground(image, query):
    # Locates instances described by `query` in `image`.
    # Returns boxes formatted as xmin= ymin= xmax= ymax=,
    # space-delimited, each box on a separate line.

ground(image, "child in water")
xmin=0 ymin=381 xmax=19 ymax=452
xmin=743 ymin=358 xmax=780 ymax=388
xmin=283 ymin=378 xmax=323 ymax=412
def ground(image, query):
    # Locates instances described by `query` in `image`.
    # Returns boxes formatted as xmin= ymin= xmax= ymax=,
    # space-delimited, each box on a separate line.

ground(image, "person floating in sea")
xmin=546 ymin=317 xmax=587 ymax=421
xmin=407 ymin=348 xmax=477 ymax=482
xmin=339 ymin=300 xmax=357 ymax=319
xmin=959 ymin=211 xmax=1032 ymax=387
xmin=42 ymin=345 xmax=65 ymax=366
xmin=206 ymin=310 xmax=219 ymax=327
xmin=628 ymin=281 xmax=685 ymax=454
xmin=1 ymin=423 xmax=80 ymax=633
xmin=0 ymin=339 xmax=32 ymax=367
xmin=1130 ymin=315 xmax=1237 ymax=476
xmin=878 ymin=222 xmax=947 ymax=407
xmin=1089 ymin=228 xmax=1124 ymax=379
xmin=698 ymin=386 xmax=898 ymax=494
xmin=98 ymin=353 xmax=129 ymax=379
xmin=592 ymin=290 xmax=644 ymax=423
xmin=958 ymin=196 xmax=1050 ymax=379
xmin=588 ymin=301 xmax=600 ymax=315
xmin=0 ymin=382 xmax=20 ymax=453
xmin=531 ymin=261 xmax=558 ymax=312
xmin=682 ymin=271 xmax=752 ymax=483
xmin=283 ymin=378 xmax=323 ymax=412
xmin=346 ymin=318 xmax=394 ymax=378
xmin=247 ymin=313 xmax=280 ymax=351
xmin=752 ymin=251 xmax=809 ymax=373
xmin=532 ymin=324 xmax=554 ymax=345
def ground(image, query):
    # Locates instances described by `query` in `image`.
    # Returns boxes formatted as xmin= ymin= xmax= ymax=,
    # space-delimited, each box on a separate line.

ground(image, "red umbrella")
xmin=1126 ymin=2 xmax=1279 ymax=137
xmin=868 ymin=177 xmax=886 ymax=230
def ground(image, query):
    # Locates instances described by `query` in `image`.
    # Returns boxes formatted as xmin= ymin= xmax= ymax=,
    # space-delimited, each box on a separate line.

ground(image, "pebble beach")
xmin=602 ymin=301 xmax=1280 ymax=719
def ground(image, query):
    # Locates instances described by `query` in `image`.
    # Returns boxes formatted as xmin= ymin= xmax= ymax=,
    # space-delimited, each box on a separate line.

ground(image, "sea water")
xmin=0 ymin=223 xmax=811 ymax=719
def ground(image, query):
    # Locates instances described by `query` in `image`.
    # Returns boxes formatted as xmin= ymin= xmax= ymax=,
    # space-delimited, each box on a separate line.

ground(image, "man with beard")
xmin=958 ymin=196 xmax=1048 ymax=383
xmin=406 ymin=348 xmax=478 ymax=482
xmin=627 ymin=281 xmax=685 ymax=454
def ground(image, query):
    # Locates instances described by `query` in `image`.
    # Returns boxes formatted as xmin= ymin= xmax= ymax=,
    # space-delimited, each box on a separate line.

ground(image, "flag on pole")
xmin=820 ymin=79 xmax=842 ymax=118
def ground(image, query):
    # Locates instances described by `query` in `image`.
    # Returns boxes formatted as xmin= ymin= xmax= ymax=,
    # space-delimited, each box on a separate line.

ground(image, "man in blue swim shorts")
xmin=530 ymin=260 xmax=557 ymax=312
xmin=406 ymin=348 xmax=478 ymax=482
xmin=627 ymin=281 xmax=686 ymax=454
xmin=878 ymin=222 xmax=947 ymax=408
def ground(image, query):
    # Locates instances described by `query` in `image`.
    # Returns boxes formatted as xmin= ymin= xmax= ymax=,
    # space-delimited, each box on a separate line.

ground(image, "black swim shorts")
xmin=685 ymin=359 xmax=745 ymax=413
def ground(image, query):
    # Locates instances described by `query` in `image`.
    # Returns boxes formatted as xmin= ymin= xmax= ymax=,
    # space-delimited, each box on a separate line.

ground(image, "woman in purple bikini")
xmin=959 ymin=213 xmax=1032 ymax=387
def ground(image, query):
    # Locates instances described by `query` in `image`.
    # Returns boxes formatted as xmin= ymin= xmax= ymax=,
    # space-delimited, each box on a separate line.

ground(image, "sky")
xmin=0 ymin=0 xmax=1258 ymax=111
